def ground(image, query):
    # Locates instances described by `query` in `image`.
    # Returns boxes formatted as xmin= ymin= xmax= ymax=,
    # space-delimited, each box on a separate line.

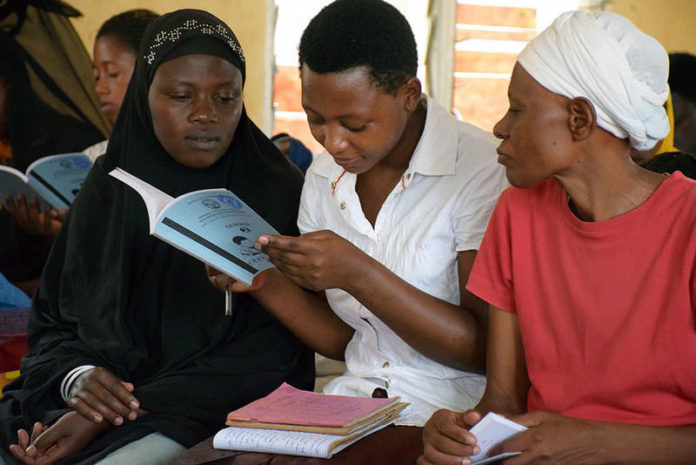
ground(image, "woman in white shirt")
xmin=209 ymin=0 xmax=508 ymax=427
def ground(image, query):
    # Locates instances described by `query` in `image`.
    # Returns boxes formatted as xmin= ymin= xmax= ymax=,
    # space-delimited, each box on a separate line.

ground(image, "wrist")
xmin=61 ymin=365 xmax=95 ymax=403
xmin=342 ymin=250 xmax=373 ymax=295
xmin=249 ymin=268 xmax=283 ymax=296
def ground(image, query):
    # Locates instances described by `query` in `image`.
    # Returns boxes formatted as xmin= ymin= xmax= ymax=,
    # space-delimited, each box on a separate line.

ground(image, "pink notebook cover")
xmin=226 ymin=382 xmax=397 ymax=427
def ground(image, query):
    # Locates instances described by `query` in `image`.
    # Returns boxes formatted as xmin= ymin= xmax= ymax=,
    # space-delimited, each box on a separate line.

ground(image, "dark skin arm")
xmin=9 ymin=367 xmax=152 ymax=465
xmin=209 ymin=230 xmax=488 ymax=371
xmin=9 ymin=412 xmax=108 ymax=465
xmin=256 ymin=231 xmax=488 ymax=372
xmin=67 ymin=366 xmax=146 ymax=426
xmin=420 ymin=308 xmax=696 ymax=465
xmin=207 ymin=266 xmax=354 ymax=360
xmin=504 ymin=411 xmax=696 ymax=465
xmin=419 ymin=306 xmax=527 ymax=465
xmin=4 ymin=194 xmax=67 ymax=238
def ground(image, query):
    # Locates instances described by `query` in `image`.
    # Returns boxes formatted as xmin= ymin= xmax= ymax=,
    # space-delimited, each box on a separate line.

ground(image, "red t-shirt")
xmin=467 ymin=173 xmax=696 ymax=426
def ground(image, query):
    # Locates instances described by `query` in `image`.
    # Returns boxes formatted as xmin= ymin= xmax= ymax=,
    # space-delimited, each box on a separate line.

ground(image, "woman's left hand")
xmin=502 ymin=411 xmax=604 ymax=464
xmin=9 ymin=411 xmax=107 ymax=465
xmin=256 ymin=230 xmax=365 ymax=291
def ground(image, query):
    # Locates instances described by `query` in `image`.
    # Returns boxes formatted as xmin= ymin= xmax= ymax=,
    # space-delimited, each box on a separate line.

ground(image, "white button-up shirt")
xmin=297 ymin=96 xmax=508 ymax=425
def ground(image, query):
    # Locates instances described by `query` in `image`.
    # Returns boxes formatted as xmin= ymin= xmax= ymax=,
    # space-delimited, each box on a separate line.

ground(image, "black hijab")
xmin=0 ymin=9 xmax=313 ymax=464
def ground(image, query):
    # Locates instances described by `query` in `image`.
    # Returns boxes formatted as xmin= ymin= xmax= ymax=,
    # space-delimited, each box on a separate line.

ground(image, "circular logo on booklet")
xmin=202 ymin=198 xmax=221 ymax=209
xmin=217 ymin=194 xmax=242 ymax=209
xmin=72 ymin=157 xmax=92 ymax=169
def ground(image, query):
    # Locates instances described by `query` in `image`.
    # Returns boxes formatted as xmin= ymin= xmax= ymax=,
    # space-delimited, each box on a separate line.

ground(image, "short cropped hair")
xmin=668 ymin=53 xmax=696 ymax=104
xmin=97 ymin=9 xmax=160 ymax=54
xmin=298 ymin=0 xmax=417 ymax=95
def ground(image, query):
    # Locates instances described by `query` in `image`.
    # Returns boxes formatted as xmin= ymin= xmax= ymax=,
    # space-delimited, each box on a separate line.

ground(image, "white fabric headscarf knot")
xmin=518 ymin=10 xmax=669 ymax=150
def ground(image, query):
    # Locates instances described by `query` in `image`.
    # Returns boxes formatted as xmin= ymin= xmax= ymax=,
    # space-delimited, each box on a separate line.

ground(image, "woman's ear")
xmin=568 ymin=97 xmax=596 ymax=141
xmin=400 ymin=77 xmax=422 ymax=112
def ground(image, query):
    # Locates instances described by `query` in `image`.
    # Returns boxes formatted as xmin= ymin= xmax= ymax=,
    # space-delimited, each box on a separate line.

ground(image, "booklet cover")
xmin=225 ymin=382 xmax=404 ymax=434
xmin=0 ymin=152 xmax=93 ymax=209
xmin=469 ymin=412 xmax=527 ymax=465
xmin=109 ymin=167 xmax=277 ymax=286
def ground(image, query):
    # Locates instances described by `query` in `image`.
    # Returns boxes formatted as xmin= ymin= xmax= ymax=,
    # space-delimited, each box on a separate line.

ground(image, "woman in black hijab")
xmin=0 ymin=9 xmax=313 ymax=465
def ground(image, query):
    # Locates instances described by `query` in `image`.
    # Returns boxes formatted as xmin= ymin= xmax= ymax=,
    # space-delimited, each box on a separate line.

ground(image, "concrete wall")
xmin=608 ymin=0 xmax=696 ymax=54
xmin=69 ymin=0 xmax=274 ymax=132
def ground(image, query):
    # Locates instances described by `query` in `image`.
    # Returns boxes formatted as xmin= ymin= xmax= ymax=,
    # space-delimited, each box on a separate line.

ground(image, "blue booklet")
xmin=0 ymin=152 xmax=93 ymax=209
xmin=109 ymin=168 xmax=277 ymax=286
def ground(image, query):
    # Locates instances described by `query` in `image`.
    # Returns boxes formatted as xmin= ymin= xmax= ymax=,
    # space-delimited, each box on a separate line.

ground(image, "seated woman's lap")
xmin=95 ymin=432 xmax=186 ymax=465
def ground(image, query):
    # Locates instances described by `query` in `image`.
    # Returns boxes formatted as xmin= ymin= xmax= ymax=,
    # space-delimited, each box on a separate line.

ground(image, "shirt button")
xmin=382 ymin=361 xmax=390 ymax=368
xmin=339 ymin=201 xmax=346 ymax=210
xmin=406 ymin=173 xmax=411 ymax=180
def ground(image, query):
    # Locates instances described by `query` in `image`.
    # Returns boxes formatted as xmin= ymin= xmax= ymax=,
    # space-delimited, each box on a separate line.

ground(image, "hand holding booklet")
xmin=213 ymin=382 xmax=408 ymax=458
xmin=109 ymin=167 xmax=276 ymax=286
xmin=469 ymin=412 xmax=527 ymax=465
xmin=0 ymin=152 xmax=93 ymax=209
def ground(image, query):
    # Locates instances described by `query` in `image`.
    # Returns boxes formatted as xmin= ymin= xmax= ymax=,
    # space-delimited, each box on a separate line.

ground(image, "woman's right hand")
xmin=66 ymin=367 xmax=140 ymax=426
xmin=418 ymin=409 xmax=482 ymax=465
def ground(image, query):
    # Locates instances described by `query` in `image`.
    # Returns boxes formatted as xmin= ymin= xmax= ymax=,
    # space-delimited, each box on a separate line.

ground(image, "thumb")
xmin=459 ymin=409 xmax=483 ymax=429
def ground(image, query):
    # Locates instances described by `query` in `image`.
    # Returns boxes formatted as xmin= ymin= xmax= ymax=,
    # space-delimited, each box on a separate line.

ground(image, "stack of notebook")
xmin=213 ymin=382 xmax=408 ymax=458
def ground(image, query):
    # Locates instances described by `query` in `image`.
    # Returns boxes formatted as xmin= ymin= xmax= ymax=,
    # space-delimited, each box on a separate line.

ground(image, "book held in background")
xmin=213 ymin=382 xmax=408 ymax=458
xmin=109 ymin=167 xmax=277 ymax=286
xmin=0 ymin=152 xmax=93 ymax=209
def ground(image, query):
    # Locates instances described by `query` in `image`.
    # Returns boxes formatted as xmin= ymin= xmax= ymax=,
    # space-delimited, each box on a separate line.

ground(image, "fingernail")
xmin=459 ymin=458 xmax=471 ymax=465
xmin=93 ymin=414 xmax=103 ymax=423
xmin=473 ymin=446 xmax=480 ymax=455
xmin=257 ymin=236 xmax=268 ymax=245
xmin=26 ymin=445 xmax=36 ymax=456
xmin=130 ymin=400 xmax=139 ymax=409
xmin=114 ymin=416 xmax=123 ymax=426
xmin=128 ymin=411 xmax=137 ymax=420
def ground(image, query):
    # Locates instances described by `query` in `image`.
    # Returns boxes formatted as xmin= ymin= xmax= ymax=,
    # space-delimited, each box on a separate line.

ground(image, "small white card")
xmin=469 ymin=412 xmax=527 ymax=465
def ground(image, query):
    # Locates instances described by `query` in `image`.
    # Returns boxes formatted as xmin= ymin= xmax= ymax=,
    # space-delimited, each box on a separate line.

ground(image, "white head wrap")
xmin=517 ymin=10 xmax=669 ymax=150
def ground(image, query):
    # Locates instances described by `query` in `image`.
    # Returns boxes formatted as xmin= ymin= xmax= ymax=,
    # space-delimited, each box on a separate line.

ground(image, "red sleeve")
xmin=465 ymin=187 xmax=517 ymax=313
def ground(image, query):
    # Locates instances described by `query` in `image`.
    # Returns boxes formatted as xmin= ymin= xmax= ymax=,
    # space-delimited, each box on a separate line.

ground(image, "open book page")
xmin=226 ymin=382 xmax=402 ymax=433
xmin=109 ymin=168 xmax=173 ymax=231
xmin=214 ymin=408 xmax=399 ymax=458
xmin=469 ymin=412 xmax=527 ymax=465
xmin=110 ymin=167 xmax=278 ymax=286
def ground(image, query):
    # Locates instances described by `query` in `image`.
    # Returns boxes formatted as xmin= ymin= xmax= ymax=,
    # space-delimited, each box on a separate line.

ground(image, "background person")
xmin=669 ymin=52 xmax=696 ymax=155
xmin=0 ymin=0 xmax=108 ymax=294
xmin=270 ymin=132 xmax=313 ymax=174
xmin=4 ymin=9 xmax=160 ymax=243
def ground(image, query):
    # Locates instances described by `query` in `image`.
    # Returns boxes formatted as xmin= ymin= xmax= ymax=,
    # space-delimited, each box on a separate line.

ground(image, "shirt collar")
xmin=408 ymin=95 xmax=459 ymax=177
